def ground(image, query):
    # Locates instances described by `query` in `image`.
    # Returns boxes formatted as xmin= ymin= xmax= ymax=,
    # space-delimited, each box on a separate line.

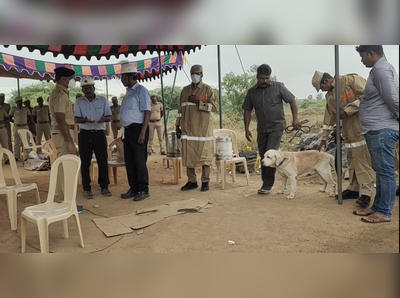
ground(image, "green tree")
xmin=316 ymin=93 xmax=323 ymax=100
xmin=151 ymin=86 xmax=183 ymax=122
xmin=8 ymin=82 xmax=82 ymax=106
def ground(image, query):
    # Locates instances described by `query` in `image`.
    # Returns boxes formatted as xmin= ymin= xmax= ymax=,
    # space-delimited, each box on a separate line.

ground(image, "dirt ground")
xmin=1 ymin=153 xmax=399 ymax=253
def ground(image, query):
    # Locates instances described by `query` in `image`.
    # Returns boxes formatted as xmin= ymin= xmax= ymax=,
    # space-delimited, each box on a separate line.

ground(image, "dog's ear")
xmin=274 ymin=150 xmax=284 ymax=167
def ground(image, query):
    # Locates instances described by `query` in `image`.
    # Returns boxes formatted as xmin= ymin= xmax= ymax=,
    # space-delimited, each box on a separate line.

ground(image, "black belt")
xmin=80 ymin=129 xmax=105 ymax=133
xmin=125 ymin=123 xmax=142 ymax=129
xmin=149 ymin=120 xmax=160 ymax=123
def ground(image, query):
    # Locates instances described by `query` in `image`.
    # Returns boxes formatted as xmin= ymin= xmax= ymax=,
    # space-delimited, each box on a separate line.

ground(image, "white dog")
xmin=261 ymin=149 xmax=337 ymax=199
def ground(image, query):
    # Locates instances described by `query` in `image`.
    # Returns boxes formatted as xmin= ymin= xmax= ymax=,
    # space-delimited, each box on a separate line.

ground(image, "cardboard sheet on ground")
xmin=92 ymin=199 xmax=210 ymax=237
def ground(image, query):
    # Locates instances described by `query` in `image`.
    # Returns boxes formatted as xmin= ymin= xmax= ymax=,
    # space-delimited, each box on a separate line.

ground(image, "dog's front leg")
xmin=286 ymin=175 xmax=297 ymax=199
xmin=277 ymin=175 xmax=287 ymax=194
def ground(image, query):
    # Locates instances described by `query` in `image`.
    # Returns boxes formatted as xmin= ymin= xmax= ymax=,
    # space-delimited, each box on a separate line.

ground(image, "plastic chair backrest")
xmin=213 ymin=129 xmax=239 ymax=158
xmin=46 ymin=154 xmax=81 ymax=209
xmin=0 ymin=148 xmax=22 ymax=187
xmin=17 ymin=129 xmax=35 ymax=148
xmin=108 ymin=137 xmax=124 ymax=162
xmin=42 ymin=139 xmax=57 ymax=155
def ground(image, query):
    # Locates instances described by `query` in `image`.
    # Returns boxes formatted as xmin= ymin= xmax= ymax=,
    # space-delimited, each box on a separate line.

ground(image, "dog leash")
xmin=284 ymin=119 xmax=311 ymax=143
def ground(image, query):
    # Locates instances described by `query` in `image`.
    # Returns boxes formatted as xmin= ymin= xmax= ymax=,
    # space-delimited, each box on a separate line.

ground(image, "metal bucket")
xmin=216 ymin=136 xmax=233 ymax=160
xmin=167 ymin=131 xmax=182 ymax=157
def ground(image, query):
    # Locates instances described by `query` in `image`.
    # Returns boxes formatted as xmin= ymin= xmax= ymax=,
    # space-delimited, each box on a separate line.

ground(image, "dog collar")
xmin=278 ymin=158 xmax=287 ymax=167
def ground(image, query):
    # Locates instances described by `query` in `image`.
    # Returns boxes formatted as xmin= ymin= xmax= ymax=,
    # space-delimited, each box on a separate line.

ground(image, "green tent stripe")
xmin=0 ymin=54 xmax=4 ymax=64
xmin=136 ymin=60 xmax=145 ymax=70
xmin=164 ymin=55 xmax=171 ymax=64
xmin=86 ymin=46 xmax=102 ymax=55
xmin=35 ymin=60 xmax=46 ymax=72
xmin=106 ymin=65 xmax=115 ymax=74
xmin=73 ymin=65 xmax=83 ymax=76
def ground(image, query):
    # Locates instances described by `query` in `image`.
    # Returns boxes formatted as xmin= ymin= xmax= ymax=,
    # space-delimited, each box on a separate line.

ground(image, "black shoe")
xmin=83 ymin=190 xmax=93 ymax=199
xmin=336 ymin=189 xmax=359 ymax=200
xmin=201 ymin=182 xmax=209 ymax=192
xmin=161 ymin=151 xmax=166 ymax=155
xmin=356 ymin=195 xmax=371 ymax=208
xmin=101 ymin=188 xmax=112 ymax=197
xmin=133 ymin=192 xmax=150 ymax=201
xmin=181 ymin=182 xmax=198 ymax=191
xmin=15 ymin=157 xmax=18 ymax=161
xmin=121 ymin=189 xmax=138 ymax=199
xmin=396 ymin=186 xmax=399 ymax=197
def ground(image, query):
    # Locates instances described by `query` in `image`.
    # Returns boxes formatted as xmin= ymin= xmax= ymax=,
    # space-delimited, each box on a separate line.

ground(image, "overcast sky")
xmin=1 ymin=45 xmax=399 ymax=101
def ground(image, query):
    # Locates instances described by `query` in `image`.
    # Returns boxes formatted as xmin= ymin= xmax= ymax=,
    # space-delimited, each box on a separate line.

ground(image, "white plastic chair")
xmin=213 ymin=129 xmax=250 ymax=189
xmin=21 ymin=154 xmax=84 ymax=253
xmin=42 ymin=139 xmax=57 ymax=166
xmin=107 ymin=137 xmax=125 ymax=184
xmin=0 ymin=148 xmax=41 ymax=230
xmin=17 ymin=129 xmax=42 ymax=160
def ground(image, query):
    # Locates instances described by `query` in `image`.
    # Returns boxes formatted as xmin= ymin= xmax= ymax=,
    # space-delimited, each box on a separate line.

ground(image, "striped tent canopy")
xmin=0 ymin=51 xmax=185 ymax=81
xmin=4 ymin=45 xmax=201 ymax=60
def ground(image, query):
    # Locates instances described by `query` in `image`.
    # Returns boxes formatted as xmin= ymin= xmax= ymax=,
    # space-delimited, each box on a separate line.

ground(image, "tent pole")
xmin=167 ymin=68 xmax=178 ymax=124
xmin=158 ymin=52 xmax=168 ymax=152
xmin=17 ymin=78 xmax=21 ymax=97
xmin=105 ymin=78 xmax=109 ymax=99
xmin=217 ymin=45 xmax=222 ymax=128
xmin=334 ymin=45 xmax=343 ymax=205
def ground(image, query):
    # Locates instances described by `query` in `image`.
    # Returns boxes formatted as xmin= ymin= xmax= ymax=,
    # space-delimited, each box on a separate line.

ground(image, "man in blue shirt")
xmin=74 ymin=77 xmax=112 ymax=199
xmin=119 ymin=64 xmax=151 ymax=202
xmin=354 ymin=45 xmax=399 ymax=223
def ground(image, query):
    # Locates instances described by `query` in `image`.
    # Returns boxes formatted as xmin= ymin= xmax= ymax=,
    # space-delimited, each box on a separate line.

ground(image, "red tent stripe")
xmin=24 ymin=58 xmax=36 ymax=70
xmin=118 ymin=45 xmax=129 ymax=53
xmin=74 ymin=45 xmax=89 ymax=56
xmin=48 ymin=45 xmax=62 ymax=52
xmin=99 ymin=45 xmax=112 ymax=55
xmin=98 ymin=65 xmax=107 ymax=76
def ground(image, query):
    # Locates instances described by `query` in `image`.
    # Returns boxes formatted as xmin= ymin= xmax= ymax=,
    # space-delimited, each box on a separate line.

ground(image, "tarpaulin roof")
xmin=0 ymin=51 xmax=184 ymax=81
xmin=3 ymin=45 xmax=201 ymax=60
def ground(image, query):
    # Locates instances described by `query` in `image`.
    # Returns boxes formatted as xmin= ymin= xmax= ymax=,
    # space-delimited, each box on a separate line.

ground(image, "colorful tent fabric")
xmin=0 ymin=51 xmax=184 ymax=81
xmin=4 ymin=45 xmax=201 ymax=60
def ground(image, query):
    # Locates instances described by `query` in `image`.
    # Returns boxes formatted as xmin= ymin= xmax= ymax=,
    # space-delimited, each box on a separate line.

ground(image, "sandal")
xmin=353 ymin=209 xmax=374 ymax=216
xmin=361 ymin=214 xmax=391 ymax=224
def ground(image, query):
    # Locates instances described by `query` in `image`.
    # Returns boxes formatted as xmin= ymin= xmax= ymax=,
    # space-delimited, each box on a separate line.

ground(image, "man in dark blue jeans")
xmin=354 ymin=45 xmax=399 ymax=223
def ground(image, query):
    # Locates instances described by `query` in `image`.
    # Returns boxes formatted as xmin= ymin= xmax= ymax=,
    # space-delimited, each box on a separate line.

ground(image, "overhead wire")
xmin=235 ymin=45 xmax=246 ymax=74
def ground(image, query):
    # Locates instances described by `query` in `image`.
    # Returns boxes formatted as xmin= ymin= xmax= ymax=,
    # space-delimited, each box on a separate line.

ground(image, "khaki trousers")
xmin=36 ymin=123 xmax=51 ymax=144
xmin=13 ymin=125 xmax=28 ymax=158
xmin=187 ymin=166 xmax=210 ymax=183
xmin=0 ymin=127 xmax=9 ymax=149
xmin=111 ymin=122 xmax=122 ymax=139
xmin=52 ymin=129 xmax=76 ymax=201
xmin=6 ymin=123 xmax=12 ymax=152
xmin=148 ymin=121 xmax=165 ymax=152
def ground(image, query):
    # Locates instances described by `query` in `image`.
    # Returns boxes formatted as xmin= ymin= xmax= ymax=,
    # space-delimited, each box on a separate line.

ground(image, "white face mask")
xmin=191 ymin=74 xmax=202 ymax=84
xmin=64 ymin=77 xmax=76 ymax=89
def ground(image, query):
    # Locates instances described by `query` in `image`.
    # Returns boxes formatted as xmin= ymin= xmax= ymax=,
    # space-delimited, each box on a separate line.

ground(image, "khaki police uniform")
xmin=1 ymin=102 xmax=12 ymax=152
xmin=49 ymin=84 xmax=76 ymax=199
xmin=176 ymin=82 xmax=217 ymax=183
xmin=26 ymin=106 xmax=37 ymax=137
xmin=321 ymin=75 xmax=375 ymax=196
xmin=9 ymin=106 xmax=30 ymax=159
xmin=110 ymin=104 xmax=121 ymax=139
xmin=33 ymin=105 xmax=51 ymax=144
xmin=148 ymin=102 xmax=165 ymax=153
xmin=0 ymin=107 xmax=9 ymax=149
